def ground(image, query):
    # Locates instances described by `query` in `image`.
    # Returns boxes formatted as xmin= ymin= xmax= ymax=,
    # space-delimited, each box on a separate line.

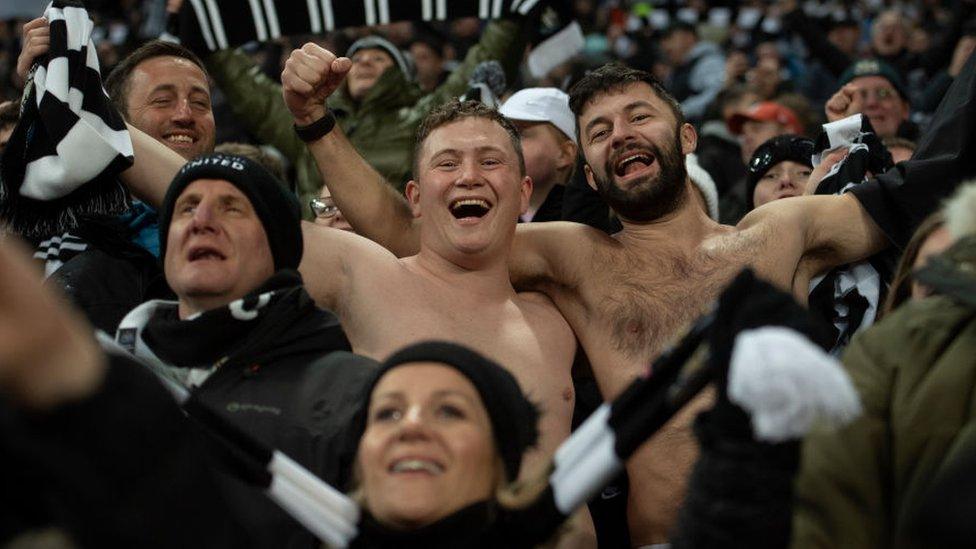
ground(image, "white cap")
xmin=499 ymin=88 xmax=577 ymax=144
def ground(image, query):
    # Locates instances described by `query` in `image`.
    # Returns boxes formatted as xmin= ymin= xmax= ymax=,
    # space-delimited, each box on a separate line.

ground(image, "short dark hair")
xmin=568 ymin=63 xmax=684 ymax=141
xmin=414 ymin=99 xmax=525 ymax=176
xmin=214 ymin=142 xmax=291 ymax=191
xmin=104 ymin=40 xmax=210 ymax=117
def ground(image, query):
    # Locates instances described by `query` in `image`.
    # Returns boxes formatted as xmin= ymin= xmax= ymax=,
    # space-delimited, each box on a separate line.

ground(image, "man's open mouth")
xmin=164 ymin=132 xmax=197 ymax=146
xmin=614 ymin=152 xmax=656 ymax=177
xmin=449 ymin=198 xmax=492 ymax=219
xmin=188 ymin=246 xmax=226 ymax=261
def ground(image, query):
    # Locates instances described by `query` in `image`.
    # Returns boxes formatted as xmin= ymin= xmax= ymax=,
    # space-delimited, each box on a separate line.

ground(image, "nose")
xmin=455 ymin=160 xmax=485 ymax=189
xmin=171 ymin=97 xmax=194 ymax=125
xmin=610 ymin=119 xmax=637 ymax=150
xmin=189 ymin=199 xmax=217 ymax=231
xmin=396 ymin=405 xmax=431 ymax=441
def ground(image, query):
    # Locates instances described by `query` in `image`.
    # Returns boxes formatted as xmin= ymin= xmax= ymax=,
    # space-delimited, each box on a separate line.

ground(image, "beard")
xmin=591 ymin=131 xmax=687 ymax=223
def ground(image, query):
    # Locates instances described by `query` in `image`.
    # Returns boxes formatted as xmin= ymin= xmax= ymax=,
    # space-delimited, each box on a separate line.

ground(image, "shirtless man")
xmin=286 ymin=55 xmax=890 ymax=545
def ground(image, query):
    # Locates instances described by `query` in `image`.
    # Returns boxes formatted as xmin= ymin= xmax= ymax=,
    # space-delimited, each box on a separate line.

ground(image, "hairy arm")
xmin=750 ymin=194 xmax=888 ymax=281
xmin=281 ymin=43 xmax=421 ymax=257
xmin=510 ymin=222 xmax=596 ymax=292
xmin=304 ymin=126 xmax=420 ymax=257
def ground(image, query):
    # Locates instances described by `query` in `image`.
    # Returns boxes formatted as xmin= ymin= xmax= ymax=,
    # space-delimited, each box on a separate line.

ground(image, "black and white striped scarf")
xmin=178 ymin=0 xmax=543 ymax=52
xmin=0 ymin=0 xmax=133 ymax=240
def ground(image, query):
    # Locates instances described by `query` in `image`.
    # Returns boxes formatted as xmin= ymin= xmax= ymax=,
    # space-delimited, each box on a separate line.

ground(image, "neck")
xmin=411 ymin=246 xmax=518 ymax=300
xmin=525 ymin=178 xmax=558 ymax=220
xmin=616 ymin=180 xmax=721 ymax=249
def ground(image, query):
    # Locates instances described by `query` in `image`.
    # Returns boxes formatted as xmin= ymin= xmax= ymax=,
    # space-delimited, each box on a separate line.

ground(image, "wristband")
xmin=294 ymin=110 xmax=337 ymax=142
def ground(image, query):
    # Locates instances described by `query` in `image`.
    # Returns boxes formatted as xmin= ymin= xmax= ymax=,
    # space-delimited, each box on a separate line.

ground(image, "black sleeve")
xmin=782 ymin=9 xmax=851 ymax=77
xmin=2 ymin=353 xmax=250 ymax=548
xmin=851 ymin=44 xmax=976 ymax=249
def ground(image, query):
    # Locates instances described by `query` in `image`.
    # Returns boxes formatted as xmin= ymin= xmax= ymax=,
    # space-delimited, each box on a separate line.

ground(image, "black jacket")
xmin=115 ymin=271 xmax=375 ymax=548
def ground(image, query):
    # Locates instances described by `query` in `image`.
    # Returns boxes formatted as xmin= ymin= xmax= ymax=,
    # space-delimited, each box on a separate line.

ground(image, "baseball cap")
xmin=838 ymin=58 xmax=908 ymax=102
xmin=499 ymin=88 xmax=577 ymax=144
xmin=728 ymin=101 xmax=804 ymax=135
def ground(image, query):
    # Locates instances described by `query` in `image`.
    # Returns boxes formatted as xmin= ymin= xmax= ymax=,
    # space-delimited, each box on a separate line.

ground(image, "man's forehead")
xmin=132 ymin=55 xmax=210 ymax=90
xmin=178 ymin=178 xmax=249 ymax=201
xmin=579 ymin=82 xmax=666 ymax=122
xmin=422 ymin=117 xmax=514 ymax=156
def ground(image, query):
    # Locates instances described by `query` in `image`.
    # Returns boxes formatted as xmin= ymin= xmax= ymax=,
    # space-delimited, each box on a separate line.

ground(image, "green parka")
xmin=206 ymin=19 xmax=524 ymax=218
xmin=791 ymin=240 xmax=976 ymax=548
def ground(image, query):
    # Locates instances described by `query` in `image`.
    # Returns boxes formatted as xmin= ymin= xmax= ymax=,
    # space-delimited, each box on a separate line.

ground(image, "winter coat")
xmin=791 ymin=294 xmax=976 ymax=548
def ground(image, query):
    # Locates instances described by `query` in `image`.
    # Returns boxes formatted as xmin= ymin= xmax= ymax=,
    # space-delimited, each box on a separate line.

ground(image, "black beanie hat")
xmin=159 ymin=153 xmax=303 ymax=270
xmin=746 ymin=134 xmax=815 ymax=208
xmin=362 ymin=341 xmax=540 ymax=483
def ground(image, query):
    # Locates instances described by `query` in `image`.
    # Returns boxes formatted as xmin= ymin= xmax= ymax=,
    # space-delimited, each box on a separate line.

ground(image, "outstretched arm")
xmin=119 ymin=123 xmax=185 ymax=208
xmin=280 ymin=44 xmax=421 ymax=258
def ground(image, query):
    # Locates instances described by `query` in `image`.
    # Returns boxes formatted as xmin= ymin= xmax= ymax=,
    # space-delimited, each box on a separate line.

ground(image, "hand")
xmin=949 ymin=35 xmax=976 ymax=77
xmin=16 ymin=17 xmax=50 ymax=81
xmin=805 ymin=148 xmax=849 ymax=194
xmin=825 ymin=83 xmax=864 ymax=122
xmin=0 ymin=237 xmax=106 ymax=410
xmin=281 ymin=43 xmax=352 ymax=126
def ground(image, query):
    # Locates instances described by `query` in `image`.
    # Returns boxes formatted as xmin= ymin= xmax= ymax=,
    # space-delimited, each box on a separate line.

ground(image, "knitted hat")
xmin=838 ymin=58 xmax=909 ymax=103
xmin=159 ymin=153 xmax=302 ymax=270
xmin=347 ymin=35 xmax=412 ymax=79
xmin=362 ymin=341 xmax=540 ymax=483
xmin=746 ymin=135 xmax=815 ymax=208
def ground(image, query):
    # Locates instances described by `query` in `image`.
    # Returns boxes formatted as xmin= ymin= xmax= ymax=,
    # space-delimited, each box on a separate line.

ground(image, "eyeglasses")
xmin=748 ymin=136 xmax=815 ymax=177
xmin=856 ymin=87 xmax=898 ymax=102
xmin=310 ymin=197 xmax=340 ymax=218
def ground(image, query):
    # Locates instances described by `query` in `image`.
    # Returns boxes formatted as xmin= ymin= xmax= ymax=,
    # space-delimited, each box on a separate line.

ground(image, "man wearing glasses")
xmin=310 ymin=186 xmax=353 ymax=232
xmin=827 ymin=59 xmax=913 ymax=139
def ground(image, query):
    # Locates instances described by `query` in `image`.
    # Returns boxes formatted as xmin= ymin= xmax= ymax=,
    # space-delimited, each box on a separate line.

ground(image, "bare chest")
xmin=563 ymin=235 xmax=768 ymax=397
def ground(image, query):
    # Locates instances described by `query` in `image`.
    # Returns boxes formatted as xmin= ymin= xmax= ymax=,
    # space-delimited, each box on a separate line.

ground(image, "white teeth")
xmin=391 ymin=459 xmax=443 ymax=474
xmin=166 ymin=135 xmax=194 ymax=143
xmin=451 ymin=198 xmax=490 ymax=210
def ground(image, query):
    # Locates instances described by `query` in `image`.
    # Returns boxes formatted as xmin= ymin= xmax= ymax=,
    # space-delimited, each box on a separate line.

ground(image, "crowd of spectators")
xmin=3 ymin=0 xmax=976 ymax=548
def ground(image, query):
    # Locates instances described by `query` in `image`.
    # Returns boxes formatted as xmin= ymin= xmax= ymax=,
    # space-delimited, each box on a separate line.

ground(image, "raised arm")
xmin=280 ymin=44 xmax=421 ymax=258
xmin=119 ymin=123 xmax=185 ymax=208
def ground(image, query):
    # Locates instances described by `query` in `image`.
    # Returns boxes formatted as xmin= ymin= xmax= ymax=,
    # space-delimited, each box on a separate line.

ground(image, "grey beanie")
xmin=346 ymin=35 xmax=412 ymax=79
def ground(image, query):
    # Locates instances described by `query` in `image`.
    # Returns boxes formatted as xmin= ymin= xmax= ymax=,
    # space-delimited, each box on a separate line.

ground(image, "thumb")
xmin=321 ymin=57 xmax=351 ymax=94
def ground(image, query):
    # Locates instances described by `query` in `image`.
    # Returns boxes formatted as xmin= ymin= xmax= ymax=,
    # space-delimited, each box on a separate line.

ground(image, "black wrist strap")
xmin=294 ymin=111 xmax=337 ymax=142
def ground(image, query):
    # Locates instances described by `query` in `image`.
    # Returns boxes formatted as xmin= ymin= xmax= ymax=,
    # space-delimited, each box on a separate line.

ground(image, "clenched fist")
xmin=281 ymin=43 xmax=352 ymax=125
xmin=825 ymin=83 xmax=864 ymax=123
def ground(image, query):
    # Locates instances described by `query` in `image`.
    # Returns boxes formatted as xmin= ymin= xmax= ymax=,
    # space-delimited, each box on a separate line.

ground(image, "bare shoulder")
xmin=299 ymin=221 xmax=403 ymax=309
xmin=512 ymin=221 xmax=614 ymax=291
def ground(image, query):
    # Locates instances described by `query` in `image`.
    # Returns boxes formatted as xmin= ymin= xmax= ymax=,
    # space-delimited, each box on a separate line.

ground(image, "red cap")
xmin=728 ymin=102 xmax=804 ymax=135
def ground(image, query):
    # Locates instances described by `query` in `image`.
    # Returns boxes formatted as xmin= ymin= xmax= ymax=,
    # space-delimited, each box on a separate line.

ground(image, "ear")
xmin=556 ymin=139 xmax=578 ymax=171
xmin=519 ymin=175 xmax=533 ymax=215
xmin=583 ymin=164 xmax=598 ymax=191
xmin=680 ymin=122 xmax=698 ymax=156
xmin=404 ymin=180 xmax=422 ymax=217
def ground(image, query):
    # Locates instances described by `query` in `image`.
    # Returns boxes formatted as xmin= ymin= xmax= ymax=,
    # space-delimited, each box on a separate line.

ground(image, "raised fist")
xmin=825 ymin=83 xmax=864 ymax=123
xmin=281 ymin=43 xmax=352 ymax=126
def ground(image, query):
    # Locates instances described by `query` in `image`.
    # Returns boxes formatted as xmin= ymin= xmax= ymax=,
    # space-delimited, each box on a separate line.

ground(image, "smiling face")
xmin=126 ymin=56 xmax=215 ymax=160
xmin=347 ymin=48 xmax=396 ymax=102
xmin=163 ymin=179 xmax=274 ymax=318
xmin=406 ymin=116 xmax=530 ymax=261
xmin=752 ymin=159 xmax=812 ymax=207
xmin=577 ymin=82 xmax=695 ymax=223
xmin=358 ymin=363 xmax=498 ymax=529
xmin=851 ymin=75 xmax=909 ymax=139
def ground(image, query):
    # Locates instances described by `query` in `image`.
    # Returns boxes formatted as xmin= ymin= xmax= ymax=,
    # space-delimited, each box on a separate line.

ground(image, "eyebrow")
xmin=148 ymin=83 xmax=211 ymax=98
xmin=428 ymin=146 xmax=509 ymax=162
xmin=371 ymin=389 xmax=479 ymax=406
xmin=583 ymin=100 xmax=657 ymax=136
